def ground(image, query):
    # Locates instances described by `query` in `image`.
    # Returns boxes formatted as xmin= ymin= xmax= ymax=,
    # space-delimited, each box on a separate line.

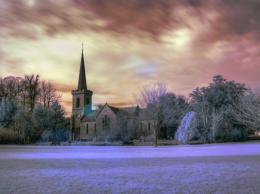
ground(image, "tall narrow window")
xmin=102 ymin=115 xmax=110 ymax=130
xmin=107 ymin=116 xmax=111 ymax=130
xmin=148 ymin=122 xmax=151 ymax=134
xmin=102 ymin=118 xmax=105 ymax=130
xmin=94 ymin=123 xmax=97 ymax=134
xmin=76 ymin=97 xmax=80 ymax=108
xmin=86 ymin=124 xmax=89 ymax=134
xmin=86 ymin=97 xmax=90 ymax=104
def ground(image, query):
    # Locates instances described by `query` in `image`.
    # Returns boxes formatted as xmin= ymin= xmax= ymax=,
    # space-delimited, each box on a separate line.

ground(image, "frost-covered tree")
xmin=175 ymin=111 xmax=198 ymax=144
xmin=231 ymin=90 xmax=260 ymax=135
xmin=190 ymin=75 xmax=248 ymax=142
xmin=136 ymin=83 xmax=167 ymax=146
xmin=0 ymin=99 xmax=17 ymax=128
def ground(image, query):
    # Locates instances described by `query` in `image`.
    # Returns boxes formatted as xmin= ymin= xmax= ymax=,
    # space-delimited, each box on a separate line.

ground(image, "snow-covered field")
xmin=0 ymin=143 xmax=260 ymax=194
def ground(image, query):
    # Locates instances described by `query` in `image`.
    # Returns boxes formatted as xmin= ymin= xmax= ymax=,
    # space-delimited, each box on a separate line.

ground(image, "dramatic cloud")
xmin=0 ymin=0 xmax=260 ymax=114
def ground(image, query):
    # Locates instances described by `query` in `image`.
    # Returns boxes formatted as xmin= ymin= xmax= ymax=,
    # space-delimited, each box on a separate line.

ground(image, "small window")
xmin=94 ymin=123 xmax=97 ymax=134
xmin=76 ymin=97 xmax=80 ymax=108
xmin=86 ymin=124 xmax=89 ymax=134
xmin=148 ymin=122 xmax=151 ymax=133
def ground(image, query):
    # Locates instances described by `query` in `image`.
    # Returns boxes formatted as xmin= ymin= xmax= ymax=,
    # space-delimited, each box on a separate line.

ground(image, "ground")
xmin=0 ymin=143 xmax=260 ymax=194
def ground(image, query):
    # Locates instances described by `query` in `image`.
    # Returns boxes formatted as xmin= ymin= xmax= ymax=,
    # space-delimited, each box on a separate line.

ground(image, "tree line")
xmin=135 ymin=75 xmax=260 ymax=145
xmin=1 ymin=74 xmax=260 ymax=145
xmin=0 ymin=75 xmax=69 ymax=144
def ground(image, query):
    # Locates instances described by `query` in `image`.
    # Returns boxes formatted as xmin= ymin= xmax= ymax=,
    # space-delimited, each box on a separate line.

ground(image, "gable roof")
xmin=81 ymin=103 xmax=150 ymax=122
xmin=108 ymin=105 xmax=121 ymax=114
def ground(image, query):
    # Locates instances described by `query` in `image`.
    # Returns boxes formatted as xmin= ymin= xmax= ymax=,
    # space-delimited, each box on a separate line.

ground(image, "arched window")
xmin=76 ymin=97 xmax=80 ymax=108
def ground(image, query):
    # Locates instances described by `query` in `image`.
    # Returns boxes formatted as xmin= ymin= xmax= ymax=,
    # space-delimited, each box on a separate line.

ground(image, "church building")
xmin=71 ymin=47 xmax=156 ymax=141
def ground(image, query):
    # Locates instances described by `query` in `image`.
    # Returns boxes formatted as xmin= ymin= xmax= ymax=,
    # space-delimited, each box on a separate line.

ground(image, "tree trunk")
xmin=154 ymin=120 xmax=159 ymax=147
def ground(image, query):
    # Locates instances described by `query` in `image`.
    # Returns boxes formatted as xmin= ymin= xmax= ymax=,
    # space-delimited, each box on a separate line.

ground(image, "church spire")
xmin=77 ymin=43 xmax=87 ymax=91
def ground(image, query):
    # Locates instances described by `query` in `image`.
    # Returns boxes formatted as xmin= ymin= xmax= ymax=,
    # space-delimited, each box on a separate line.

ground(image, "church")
xmin=71 ymin=48 xmax=156 ymax=141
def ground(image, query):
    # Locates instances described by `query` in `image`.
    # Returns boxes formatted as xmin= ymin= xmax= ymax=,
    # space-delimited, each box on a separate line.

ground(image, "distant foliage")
xmin=0 ymin=75 xmax=69 ymax=144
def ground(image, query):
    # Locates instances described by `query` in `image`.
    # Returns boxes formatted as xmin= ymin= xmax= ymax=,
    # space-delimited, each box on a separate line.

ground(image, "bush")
xmin=218 ymin=128 xmax=247 ymax=142
xmin=0 ymin=128 xmax=18 ymax=144
xmin=41 ymin=130 xmax=52 ymax=142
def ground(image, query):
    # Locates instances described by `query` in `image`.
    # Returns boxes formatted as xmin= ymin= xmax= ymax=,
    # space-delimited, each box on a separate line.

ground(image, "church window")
xmin=76 ymin=97 xmax=80 ymax=108
xmin=102 ymin=115 xmax=110 ymax=130
xmin=86 ymin=97 xmax=90 ymax=104
xmin=102 ymin=118 xmax=105 ymax=130
xmin=107 ymin=117 xmax=111 ymax=130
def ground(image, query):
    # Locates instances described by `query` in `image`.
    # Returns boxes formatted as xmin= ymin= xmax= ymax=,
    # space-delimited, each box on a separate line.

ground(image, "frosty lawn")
xmin=0 ymin=143 xmax=260 ymax=194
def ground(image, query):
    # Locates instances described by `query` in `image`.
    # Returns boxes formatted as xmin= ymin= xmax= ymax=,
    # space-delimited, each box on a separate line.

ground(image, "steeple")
xmin=72 ymin=43 xmax=93 ymax=119
xmin=77 ymin=43 xmax=87 ymax=91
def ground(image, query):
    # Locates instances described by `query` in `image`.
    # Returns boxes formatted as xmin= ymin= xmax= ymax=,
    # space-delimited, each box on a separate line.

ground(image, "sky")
xmin=1 ymin=0 xmax=260 ymax=114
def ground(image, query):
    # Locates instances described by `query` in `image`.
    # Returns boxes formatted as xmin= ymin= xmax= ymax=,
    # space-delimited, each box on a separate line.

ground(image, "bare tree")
xmin=24 ymin=75 xmax=40 ymax=112
xmin=136 ymin=83 xmax=167 ymax=146
xmin=39 ymin=81 xmax=60 ymax=108
xmin=18 ymin=79 xmax=28 ymax=107
xmin=0 ymin=78 xmax=7 ymax=102
xmin=0 ymin=76 xmax=22 ymax=101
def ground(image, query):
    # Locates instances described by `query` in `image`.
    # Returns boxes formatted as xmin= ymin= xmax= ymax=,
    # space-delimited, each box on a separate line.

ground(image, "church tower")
xmin=72 ymin=45 xmax=93 ymax=119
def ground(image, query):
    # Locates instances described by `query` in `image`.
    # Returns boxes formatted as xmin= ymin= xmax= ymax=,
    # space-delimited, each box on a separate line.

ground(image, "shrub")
xmin=218 ymin=128 xmax=247 ymax=142
xmin=0 ymin=128 xmax=18 ymax=144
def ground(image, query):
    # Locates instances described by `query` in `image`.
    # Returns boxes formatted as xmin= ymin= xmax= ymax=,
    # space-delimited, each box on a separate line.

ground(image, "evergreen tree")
xmin=48 ymin=101 xmax=67 ymax=144
xmin=32 ymin=105 xmax=49 ymax=141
